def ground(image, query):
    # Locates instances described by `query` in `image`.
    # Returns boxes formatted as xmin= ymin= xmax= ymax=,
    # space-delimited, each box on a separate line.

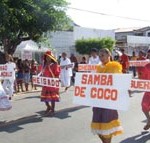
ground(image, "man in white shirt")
xmin=88 ymin=48 xmax=101 ymax=64
xmin=60 ymin=52 xmax=72 ymax=91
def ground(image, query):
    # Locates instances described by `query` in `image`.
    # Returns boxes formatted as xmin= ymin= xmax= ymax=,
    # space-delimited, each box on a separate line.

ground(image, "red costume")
xmin=137 ymin=56 xmax=146 ymax=79
xmin=120 ymin=54 xmax=129 ymax=73
xmin=41 ymin=63 xmax=60 ymax=102
xmin=140 ymin=63 xmax=150 ymax=112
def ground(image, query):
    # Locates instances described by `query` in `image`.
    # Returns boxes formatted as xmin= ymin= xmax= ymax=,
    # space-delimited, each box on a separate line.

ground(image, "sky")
xmin=66 ymin=0 xmax=150 ymax=30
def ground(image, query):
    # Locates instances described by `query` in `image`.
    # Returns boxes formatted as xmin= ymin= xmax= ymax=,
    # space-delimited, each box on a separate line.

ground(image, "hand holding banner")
xmin=32 ymin=75 xmax=60 ymax=88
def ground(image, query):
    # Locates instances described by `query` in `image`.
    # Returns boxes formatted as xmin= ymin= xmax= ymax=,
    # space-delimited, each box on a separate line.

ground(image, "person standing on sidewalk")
xmin=41 ymin=51 xmax=60 ymax=116
xmin=91 ymin=48 xmax=123 ymax=143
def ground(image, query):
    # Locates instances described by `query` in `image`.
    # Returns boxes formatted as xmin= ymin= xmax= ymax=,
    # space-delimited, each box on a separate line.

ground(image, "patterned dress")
xmin=91 ymin=61 xmax=123 ymax=138
xmin=41 ymin=63 xmax=60 ymax=102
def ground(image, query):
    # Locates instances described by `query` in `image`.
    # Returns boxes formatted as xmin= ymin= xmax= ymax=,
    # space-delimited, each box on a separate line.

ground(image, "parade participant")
xmin=0 ymin=82 xmax=12 ymax=111
xmin=91 ymin=48 xmax=123 ymax=143
xmin=129 ymin=63 xmax=150 ymax=130
xmin=119 ymin=48 xmax=129 ymax=73
xmin=2 ymin=54 xmax=16 ymax=100
xmin=88 ymin=48 xmax=100 ymax=64
xmin=41 ymin=51 xmax=60 ymax=116
xmin=60 ymin=52 xmax=72 ymax=91
xmin=137 ymin=51 xmax=146 ymax=78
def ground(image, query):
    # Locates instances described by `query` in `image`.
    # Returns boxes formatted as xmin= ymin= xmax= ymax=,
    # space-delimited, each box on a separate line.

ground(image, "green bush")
xmin=75 ymin=37 xmax=115 ymax=54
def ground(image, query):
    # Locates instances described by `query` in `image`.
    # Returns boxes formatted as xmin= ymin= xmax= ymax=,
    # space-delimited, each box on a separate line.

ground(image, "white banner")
xmin=32 ymin=75 xmax=60 ymax=88
xmin=78 ymin=64 xmax=97 ymax=72
xmin=129 ymin=60 xmax=150 ymax=67
xmin=74 ymin=73 xmax=132 ymax=111
xmin=21 ymin=50 xmax=32 ymax=60
xmin=0 ymin=64 xmax=14 ymax=80
xmin=130 ymin=79 xmax=150 ymax=92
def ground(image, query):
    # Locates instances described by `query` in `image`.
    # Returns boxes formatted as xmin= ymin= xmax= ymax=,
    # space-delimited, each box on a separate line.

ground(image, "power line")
xmin=68 ymin=6 xmax=150 ymax=22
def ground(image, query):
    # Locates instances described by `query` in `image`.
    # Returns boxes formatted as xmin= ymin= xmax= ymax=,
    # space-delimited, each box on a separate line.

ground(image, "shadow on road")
xmin=0 ymin=115 xmax=43 ymax=133
xmin=120 ymin=131 xmax=150 ymax=143
xmin=37 ymin=105 xmax=89 ymax=119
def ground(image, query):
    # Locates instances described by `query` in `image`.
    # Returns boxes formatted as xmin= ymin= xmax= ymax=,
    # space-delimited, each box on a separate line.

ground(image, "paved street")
xmin=0 ymin=87 xmax=150 ymax=143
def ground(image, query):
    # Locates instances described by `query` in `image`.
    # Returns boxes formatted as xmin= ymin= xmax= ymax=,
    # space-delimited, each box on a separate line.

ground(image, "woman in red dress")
xmin=41 ymin=51 xmax=60 ymax=116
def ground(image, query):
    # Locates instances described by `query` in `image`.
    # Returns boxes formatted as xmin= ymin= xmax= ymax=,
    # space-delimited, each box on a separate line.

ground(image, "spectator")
xmin=30 ymin=59 xmax=37 ymax=90
xmin=23 ymin=59 xmax=30 ymax=91
xmin=80 ymin=56 xmax=87 ymax=64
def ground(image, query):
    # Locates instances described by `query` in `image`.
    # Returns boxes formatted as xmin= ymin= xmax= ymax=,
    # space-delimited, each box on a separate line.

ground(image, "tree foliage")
xmin=75 ymin=37 xmax=115 ymax=55
xmin=0 ymin=0 xmax=71 ymax=54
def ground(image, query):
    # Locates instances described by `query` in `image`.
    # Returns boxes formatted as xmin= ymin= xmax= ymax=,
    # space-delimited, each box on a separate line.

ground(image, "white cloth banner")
xmin=21 ymin=50 xmax=32 ymax=60
xmin=0 ymin=64 xmax=14 ymax=80
xmin=73 ymin=73 xmax=132 ymax=111
xmin=129 ymin=60 xmax=150 ymax=67
xmin=32 ymin=75 xmax=60 ymax=88
xmin=78 ymin=64 xmax=97 ymax=72
xmin=130 ymin=79 xmax=150 ymax=92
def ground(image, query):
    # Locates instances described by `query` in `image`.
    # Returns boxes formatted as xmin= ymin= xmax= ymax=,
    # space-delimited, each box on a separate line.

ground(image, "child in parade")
xmin=41 ymin=51 xmax=60 ymax=116
xmin=91 ymin=48 xmax=123 ymax=143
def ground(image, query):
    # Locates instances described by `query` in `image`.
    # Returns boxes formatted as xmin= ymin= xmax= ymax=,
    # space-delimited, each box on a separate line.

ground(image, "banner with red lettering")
xmin=78 ymin=64 xmax=97 ymax=72
xmin=32 ymin=75 xmax=60 ymax=88
xmin=0 ymin=64 xmax=13 ymax=80
xmin=74 ymin=73 xmax=132 ymax=111
xmin=129 ymin=60 xmax=150 ymax=67
xmin=130 ymin=79 xmax=150 ymax=92
xmin=21 ymin=50 xmax=32 ymax=60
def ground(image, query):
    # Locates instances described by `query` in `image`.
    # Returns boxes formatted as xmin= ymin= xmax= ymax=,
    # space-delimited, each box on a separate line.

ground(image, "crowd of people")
xmin=0 ymin=48 xmax=150 ymax=143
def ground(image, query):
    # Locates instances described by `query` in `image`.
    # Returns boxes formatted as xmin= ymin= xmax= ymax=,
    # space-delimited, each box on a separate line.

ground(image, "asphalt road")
xmin=0 ymin=87 xmax=150 ymax=143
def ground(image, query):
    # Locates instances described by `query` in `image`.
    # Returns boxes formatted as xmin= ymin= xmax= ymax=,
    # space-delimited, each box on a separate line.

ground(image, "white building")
xmin=48 ymin=26 xmax=115 ymax=56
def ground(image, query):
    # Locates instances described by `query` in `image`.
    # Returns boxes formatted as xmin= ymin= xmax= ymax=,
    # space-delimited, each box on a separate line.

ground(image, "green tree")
xmin=75 ymin=37 xmax=115 ymax=55
xmin=0 ymin=0 xmax=71 ymax=54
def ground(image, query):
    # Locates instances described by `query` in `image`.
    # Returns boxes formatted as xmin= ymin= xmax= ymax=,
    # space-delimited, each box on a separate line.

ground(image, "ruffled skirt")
xmin=91 ymin=107 xmax=123 ymax=138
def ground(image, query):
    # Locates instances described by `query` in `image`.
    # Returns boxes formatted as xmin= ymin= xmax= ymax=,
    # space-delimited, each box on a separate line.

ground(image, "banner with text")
xmin=78 ymin=64 xmax=97 ymax=72
xmin=32 ymin=75 xmax=60 ymax=88
xmin=129 ymin=60 xmax=150 ymax=67
xmin=21 ymin=50 xmax=32 ymax=60
xmin=0 ymin=64 xmax=13 ymax=80
xmin=130 ymin=79 xmax=150 ymax=92
xmin=74 ymin=73 xmax=132 ymax=111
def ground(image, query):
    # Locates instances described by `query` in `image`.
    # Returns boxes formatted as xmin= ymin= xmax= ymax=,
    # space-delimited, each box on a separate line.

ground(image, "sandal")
xmin=143 ymin=123 xmax=150 ymax=130
xmin=44 ymin=106 xmax=51 ymax=114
